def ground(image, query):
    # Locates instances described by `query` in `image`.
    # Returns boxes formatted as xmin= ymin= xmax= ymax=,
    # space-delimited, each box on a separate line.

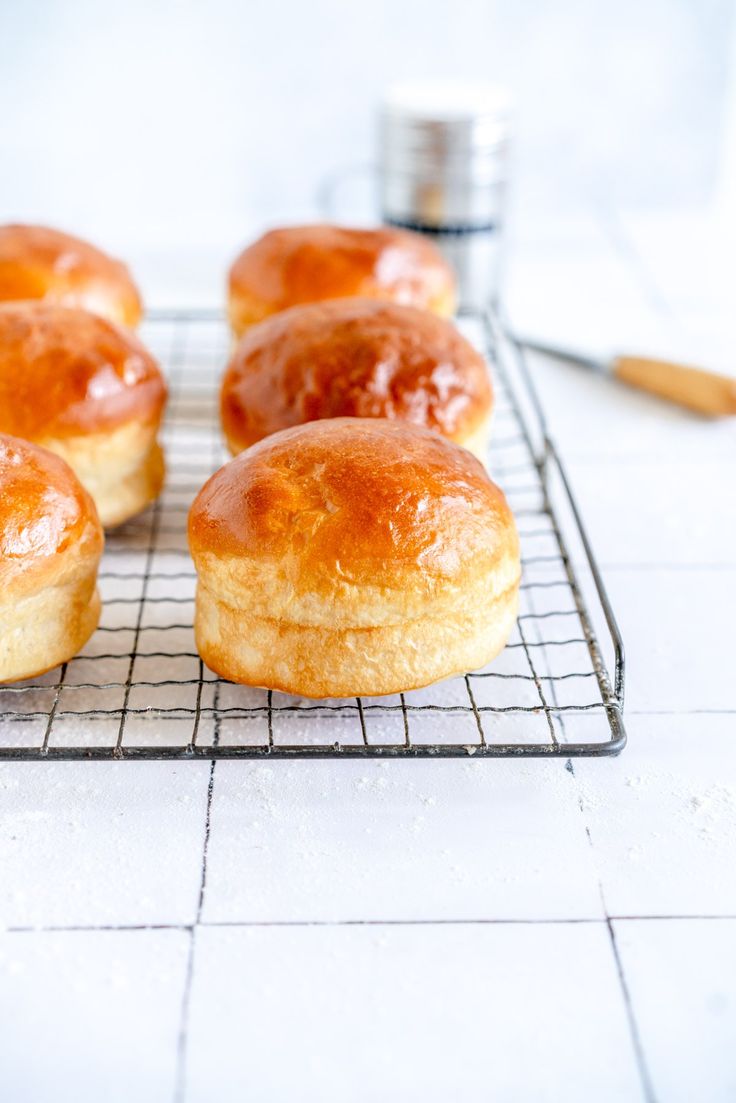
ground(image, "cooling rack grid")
xmin=0 ymin=308 xmax=625 ymax=758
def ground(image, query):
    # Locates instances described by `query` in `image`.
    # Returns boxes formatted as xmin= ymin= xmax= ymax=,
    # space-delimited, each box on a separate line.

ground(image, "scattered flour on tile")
xmin=577 ymin=785 xmax=601 ymax=813
xmin=355 ymin=775 xmax=389 ymax=794
xmin=577 ymin=768 xmax=736 ymax=855
xmin=685 ymin=783 xmax=736 ymax=843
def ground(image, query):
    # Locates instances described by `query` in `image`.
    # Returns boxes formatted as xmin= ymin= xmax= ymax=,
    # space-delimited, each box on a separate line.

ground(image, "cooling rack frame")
xmin=0 ymin=308 xmax=626 ymax=760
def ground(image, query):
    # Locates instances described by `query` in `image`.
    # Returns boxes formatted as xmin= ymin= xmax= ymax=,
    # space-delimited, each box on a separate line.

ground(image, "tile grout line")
xmin=172 ymin=757 xmax=217 ymax=1103
xmin=571 ymin=764 xmax=658 ymax=1103
xmin=8 ymin=913 xmax=736 ymax=936
xmin=605 ymin=915 xmax=658 ymax=1103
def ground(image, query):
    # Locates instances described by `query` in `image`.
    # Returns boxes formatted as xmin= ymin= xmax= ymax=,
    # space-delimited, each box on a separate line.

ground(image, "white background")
xmin=1 ymin=0 xmax=735 ymax=279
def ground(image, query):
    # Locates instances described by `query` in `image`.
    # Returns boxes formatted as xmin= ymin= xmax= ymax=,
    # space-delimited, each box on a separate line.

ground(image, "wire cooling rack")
xmin=0 ymin=308 xmax=626 ymax=759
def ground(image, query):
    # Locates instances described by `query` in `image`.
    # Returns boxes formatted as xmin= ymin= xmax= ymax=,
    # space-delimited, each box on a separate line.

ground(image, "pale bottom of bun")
xmin=428 ymin=288 xmax=457 ymax=319
xmin=228 ymin=290 xmax=457 ymax=341
xmin=83 ymin=439 xmax=165 ymax=528
xmin=0 ymin=577 xmax=100 ymax=684
xmin=224 ymin=413 xmax=493 ymax=462
xmin=227 ymin=297 xmax=272 ymax=340
xmin=194 ymin=581 xmax=518 ymax=698
xmin=455 ymin=413 xmax=492 ymax=464
xmin=42 ymin=425 xmax=165 ymax=528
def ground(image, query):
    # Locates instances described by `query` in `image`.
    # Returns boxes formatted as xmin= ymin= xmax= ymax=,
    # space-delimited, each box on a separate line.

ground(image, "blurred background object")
xmin=378 ymin=82 xmax=511 ymax=311
xmin=519 ymin=338 xmax=736 ymax=416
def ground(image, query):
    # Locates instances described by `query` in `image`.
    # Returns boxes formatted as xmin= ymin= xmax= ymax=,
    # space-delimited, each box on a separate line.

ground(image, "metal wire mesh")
xmin=0 ymin=309 xmax=626 ymax=758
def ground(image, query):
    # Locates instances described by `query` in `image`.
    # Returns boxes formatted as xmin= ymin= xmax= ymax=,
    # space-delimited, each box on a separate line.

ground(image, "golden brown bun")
xmin=0 ymin=434 xmax=103 ymax=683
xmin=221 ymin=299 xmax=493 ymax=460
xmin=189 ymin=418 xmax=519 ymax=698
xmin=0 ymin=302 xmax=167 ymax=527
xmin=0 ymin=224 xmax=142 ymax=328
xmin=227 ymin=224 xmax=456 ymax=336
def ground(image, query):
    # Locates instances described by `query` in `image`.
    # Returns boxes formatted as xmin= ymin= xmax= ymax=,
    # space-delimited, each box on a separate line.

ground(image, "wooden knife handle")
xmin=613 ymin=355 xmax=736 ymax=417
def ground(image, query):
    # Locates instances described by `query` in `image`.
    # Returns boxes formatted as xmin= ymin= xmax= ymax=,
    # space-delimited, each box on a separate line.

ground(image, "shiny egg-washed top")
xmin=228 ymin=224 xmax=455 ymax=318
xmin=221 ymin=299 xmax=492 ymax=450
xmin=0 ymin=433 xmax=102 ymax=588
xmin=0 ymin=224 xmax=142 ymax=328
xmin=0 ymin=303 xmax=166 ymax=439
xmin=189 ymin=418 xmax=516 ymax=588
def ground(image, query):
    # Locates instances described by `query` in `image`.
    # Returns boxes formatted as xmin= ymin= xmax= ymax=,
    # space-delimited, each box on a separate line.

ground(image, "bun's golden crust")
xmin=0 ymin=435 xmax=98 ymax=577
xmin=0 ymin=224 xmax=142 ymax=328
xmin=0 ymin=303 xmax=167 ymax=526
xmin=189 ymin=418 xmax=519 ymax=698
xmin=221 ymin=299 xmax=492 ymax=457
xmin=0 ymin=303 xmax=165 ymax=438
xmin=0 ymin=434 xmax=103 ymax=682
xmin=227 ymin=224 xmax=456 ymax=336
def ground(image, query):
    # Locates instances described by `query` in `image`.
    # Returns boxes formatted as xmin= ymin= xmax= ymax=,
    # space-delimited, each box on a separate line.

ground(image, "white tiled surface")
xmin=614 ymin=919 xmax=736 ymax=1103
xmin=600 ymin=569 xmax=736 ymax=713
xmin=185 ymin=923 xmax=644 ymax=1103
xmin=201 ymin=760 xmax=603 ymax=923
xmin=565 ymin=459 xmax=736 ymax=567
xmin=0 ymin=762 xmax=210 ymax=927
xmin=576 ymin=715 xmax=736 ymax=917
xmin=0 ymin=929 xmax=189 ymax=1103
xmin=2 ymin=209 xmax=735 ymax=1100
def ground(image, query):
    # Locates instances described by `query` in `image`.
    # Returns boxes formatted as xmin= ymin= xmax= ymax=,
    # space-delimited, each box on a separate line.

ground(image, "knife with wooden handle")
xmin=521 ymin=340 xmax=736 ymax=418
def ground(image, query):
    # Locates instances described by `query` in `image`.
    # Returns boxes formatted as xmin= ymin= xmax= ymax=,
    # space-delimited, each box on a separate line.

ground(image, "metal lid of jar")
xmin=380 ymin=82 xmax=512 ymax=182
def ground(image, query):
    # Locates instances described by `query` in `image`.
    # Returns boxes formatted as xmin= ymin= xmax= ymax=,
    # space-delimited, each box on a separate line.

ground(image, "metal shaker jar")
xmin=379 ymin=83 xmax=512 ymax=312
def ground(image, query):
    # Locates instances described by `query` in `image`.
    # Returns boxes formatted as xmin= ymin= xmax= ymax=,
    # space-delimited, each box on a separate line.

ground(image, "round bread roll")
xmin=0 ymin=223 xmax=142 ymax=328
xmin=0 ymin=302 xmax=167 ymax=527
xmin=221 ymin=299 xmax=493 ymax=460
xmin=227 ymin=224 xmax=456 ymax=337
xmin=0 ymin=434 xmax=104 ymax=683
xmin=188 ymin=418 xmax=519 ymax=698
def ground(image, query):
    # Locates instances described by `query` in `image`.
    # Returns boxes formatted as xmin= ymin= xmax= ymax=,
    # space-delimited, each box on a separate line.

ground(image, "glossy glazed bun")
xmin=189 ymin=418 xmax=519 ymax=698
xmin=227 ymin=224 xmax=456 ymax=336
xmin=0 ymin=302 xmax=167 ymax=526
xmin=221 ymin=299 xmax=493 ymax=460
xmin=0 ymin=434 xmax=104 ymax=683
xmin=0 ymin=223 xmax=142 ymax=328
